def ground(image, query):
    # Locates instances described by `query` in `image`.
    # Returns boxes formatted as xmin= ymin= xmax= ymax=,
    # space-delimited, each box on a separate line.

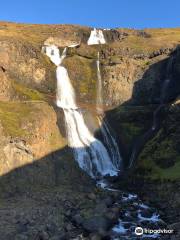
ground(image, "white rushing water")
xmin=96 ymin=51 xmax=122 ymax=169
xmin=87 ymin=28 xmax=106 ymax=45
xmin=43 ymin=44 xmax=119 ymax=178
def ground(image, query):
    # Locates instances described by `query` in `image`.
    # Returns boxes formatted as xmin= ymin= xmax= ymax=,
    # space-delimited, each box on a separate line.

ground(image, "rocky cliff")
xmin=0 ymin=22 xmax=180 ymax=239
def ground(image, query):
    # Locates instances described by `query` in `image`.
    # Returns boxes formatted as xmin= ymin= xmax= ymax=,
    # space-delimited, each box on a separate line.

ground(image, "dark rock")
xmin=105 ymin=211 xmax=119 ymax=224
xmin=65 ymin=223 xmax=76 ymax=232
xmin=46 ymin=223 xmax=58 ymax=235
xmin=82 ymin=216 xmax=113 ymax=233
xmin=49 ymin=236 xmax=60 ymax=240
xmin=94 ymin=203 xmax=108 ymax=214
xmin=72 ymin=214 xmax=83 ymax=226
xmin=140 ymin=209 xmax=153 ymax=218
xmin=49 ymin=233 xmax=68 ymax=240
xmin=155 ymin=157 xmax=175 ymax=168
xmin=89 ymin=233 xmax=102 ymax=240
xmin=15 ymin=235 xmax=28 ymax=240
xmin=64 ymin=209 xmax=72 ymax=218
xmin=122 ymin=215 xmax=136 ymax=222
xmin=110 ymin=206 xmax=121 ymax=214
xmin=87 ymin=193 xmax=97 ymax=200
xmin=168 ymin=222 xmax=180 ymax=232
xmin=103 ymin=196 xmax=114 ymax=207
xmin=38 ymin=231 xmax=49 ymax=240
xmin=17 ymin=223 xmax=28 ymax=234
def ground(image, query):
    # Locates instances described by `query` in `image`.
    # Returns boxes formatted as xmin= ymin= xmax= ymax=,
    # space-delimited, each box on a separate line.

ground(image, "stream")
xmin=97 ymin=180 xmax=163 ymax=239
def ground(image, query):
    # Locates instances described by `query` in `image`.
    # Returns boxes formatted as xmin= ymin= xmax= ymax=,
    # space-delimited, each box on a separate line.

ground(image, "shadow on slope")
xmin=105 ymin=45 xmax=180 ymax=170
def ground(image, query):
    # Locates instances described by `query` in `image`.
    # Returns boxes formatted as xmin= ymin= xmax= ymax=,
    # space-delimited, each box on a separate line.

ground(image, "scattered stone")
xmin=72 ymin=214 xmax=83 ymax=226
xmin=168 ymin=222 xmax=180 ymax=232
xmin=140 ymin=209 xmax=154 ymax=218
xmin=103 ymin=196 xmax=114 ymax=207
xmin=87 ymin=193 xmax=96 ymax=200
xmin=82 ymin=216 xmax=113 ymax=233
xmin=38 ymin=231 xmax=49 ymax=240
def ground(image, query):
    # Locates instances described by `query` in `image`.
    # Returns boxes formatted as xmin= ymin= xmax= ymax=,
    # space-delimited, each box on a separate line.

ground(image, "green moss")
xmin=12 ymin=81 xmax=45 ymax=101
xmin=120 ymin=122 xmax=142 ymax=143
xmin=0 ymin=101 xmax=33 ymax=137
xmin=138 ymin=128 xmax=180 ymax=181
xmin=48 ymin=131 xmax=66 ymax=150
xmin=64 ymin=55 xmax=97 ymax=101
xmin=153 ymin=159 xmax=180 ymax=180
xmin=109 ymin=105 xmax=155 ymax=146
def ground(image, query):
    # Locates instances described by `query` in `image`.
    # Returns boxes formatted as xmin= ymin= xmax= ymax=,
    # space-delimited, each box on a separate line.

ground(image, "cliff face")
xmin=0 ymin=22 xmax=180 ymax=183
xmin=1 ymin=22 xmax=180 ymax=106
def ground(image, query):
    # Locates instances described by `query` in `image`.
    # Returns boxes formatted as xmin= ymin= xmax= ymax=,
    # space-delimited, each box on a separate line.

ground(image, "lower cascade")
xmin=43 ymin=45 xmax=121 ymax=178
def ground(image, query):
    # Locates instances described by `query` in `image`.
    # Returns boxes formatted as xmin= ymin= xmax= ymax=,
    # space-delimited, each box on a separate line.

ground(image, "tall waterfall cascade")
xmin=87 ymin=28 xmax=106 ymax=45
xmin=43 ymin=44 xmax=121 ymax=178
xmin=96 ymin=52 xmax=122 ymax=169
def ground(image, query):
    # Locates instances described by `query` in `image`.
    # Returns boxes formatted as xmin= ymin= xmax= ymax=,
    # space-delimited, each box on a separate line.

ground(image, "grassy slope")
xmin=1 ymin=22 xmax=180 ymax=52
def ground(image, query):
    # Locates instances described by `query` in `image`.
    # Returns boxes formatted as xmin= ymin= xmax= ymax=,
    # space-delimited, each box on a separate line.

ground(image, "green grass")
xmin=12 ymin=81 xmax=45 ymax=101
xmin=155 ymin=159 xmax=180 ymax=180
xmin=0 ymin=101 xmax=32 ymax=137
xmin=138 ymin=129 xmax=180 ymax=181
xmin=120 ymin=122 xmax=142 ymax=143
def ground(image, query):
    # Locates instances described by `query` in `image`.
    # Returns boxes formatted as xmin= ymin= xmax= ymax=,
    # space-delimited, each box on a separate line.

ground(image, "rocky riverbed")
xmin=1 ymin=179 xmax=179 ymax=240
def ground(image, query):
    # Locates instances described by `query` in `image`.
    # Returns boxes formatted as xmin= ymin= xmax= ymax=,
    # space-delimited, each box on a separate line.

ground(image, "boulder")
xmin=82 ymin=216 xmax=113 ymax=233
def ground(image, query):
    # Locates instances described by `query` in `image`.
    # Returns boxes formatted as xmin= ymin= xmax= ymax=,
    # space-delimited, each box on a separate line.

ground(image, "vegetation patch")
xmin=0 ymin=101 xmax=33 ymax=137
xmin=12 ymin=81 xmax=45 ymax=101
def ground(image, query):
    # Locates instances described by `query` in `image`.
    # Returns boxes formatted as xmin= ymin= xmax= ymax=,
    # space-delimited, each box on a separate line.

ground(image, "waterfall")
xmin=43 ymin=44 xmax=119 ymax=178
xmin=87 ymin=28 xmax=106 ymax=45
xmin=96 ymin=52 xmax=122 ymax=169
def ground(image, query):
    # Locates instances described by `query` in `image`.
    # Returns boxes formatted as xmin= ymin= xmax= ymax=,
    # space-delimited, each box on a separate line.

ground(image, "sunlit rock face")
xmin=0 ymin=67 xmax=14 ymax=101
xmin=0 ymin=102 xmax=67 ymax=176
xmin=44 ymin=36 xmax=80 ymax=48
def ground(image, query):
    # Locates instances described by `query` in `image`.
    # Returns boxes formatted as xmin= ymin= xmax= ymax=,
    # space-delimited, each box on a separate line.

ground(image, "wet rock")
xmin=105 ymin=211 xmax=119 ymax=224
xmin=82 ymin=216 xmax=113 ymax=233
xmin=103 ymin=196 xmax=114 ymax=207
xmin=72 ymin=214 xmax=83 ymax=226
xmin=158 ymin=219 xmax=167 ymax=228
xmin=111 ymin=206 xmax=121 ymax=214
xmin=140 ymin=209 xmax=154 ymax=218
xmin=168 ymin=222 xmax=180 ymax=230
xmin=128 ymin=211 xmax=138 ymax=219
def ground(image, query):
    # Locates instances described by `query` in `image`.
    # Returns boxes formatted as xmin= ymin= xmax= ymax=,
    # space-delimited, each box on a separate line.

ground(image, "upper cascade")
xmin=42 ymin=45 xmax=65 ymax=66
xmin=87 ymin=28 xmax=106 ymax=45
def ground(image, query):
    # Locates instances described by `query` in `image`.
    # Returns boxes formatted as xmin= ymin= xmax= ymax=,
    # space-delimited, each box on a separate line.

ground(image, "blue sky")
xmin=1 ymin=0 xmax=180 ymax=29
